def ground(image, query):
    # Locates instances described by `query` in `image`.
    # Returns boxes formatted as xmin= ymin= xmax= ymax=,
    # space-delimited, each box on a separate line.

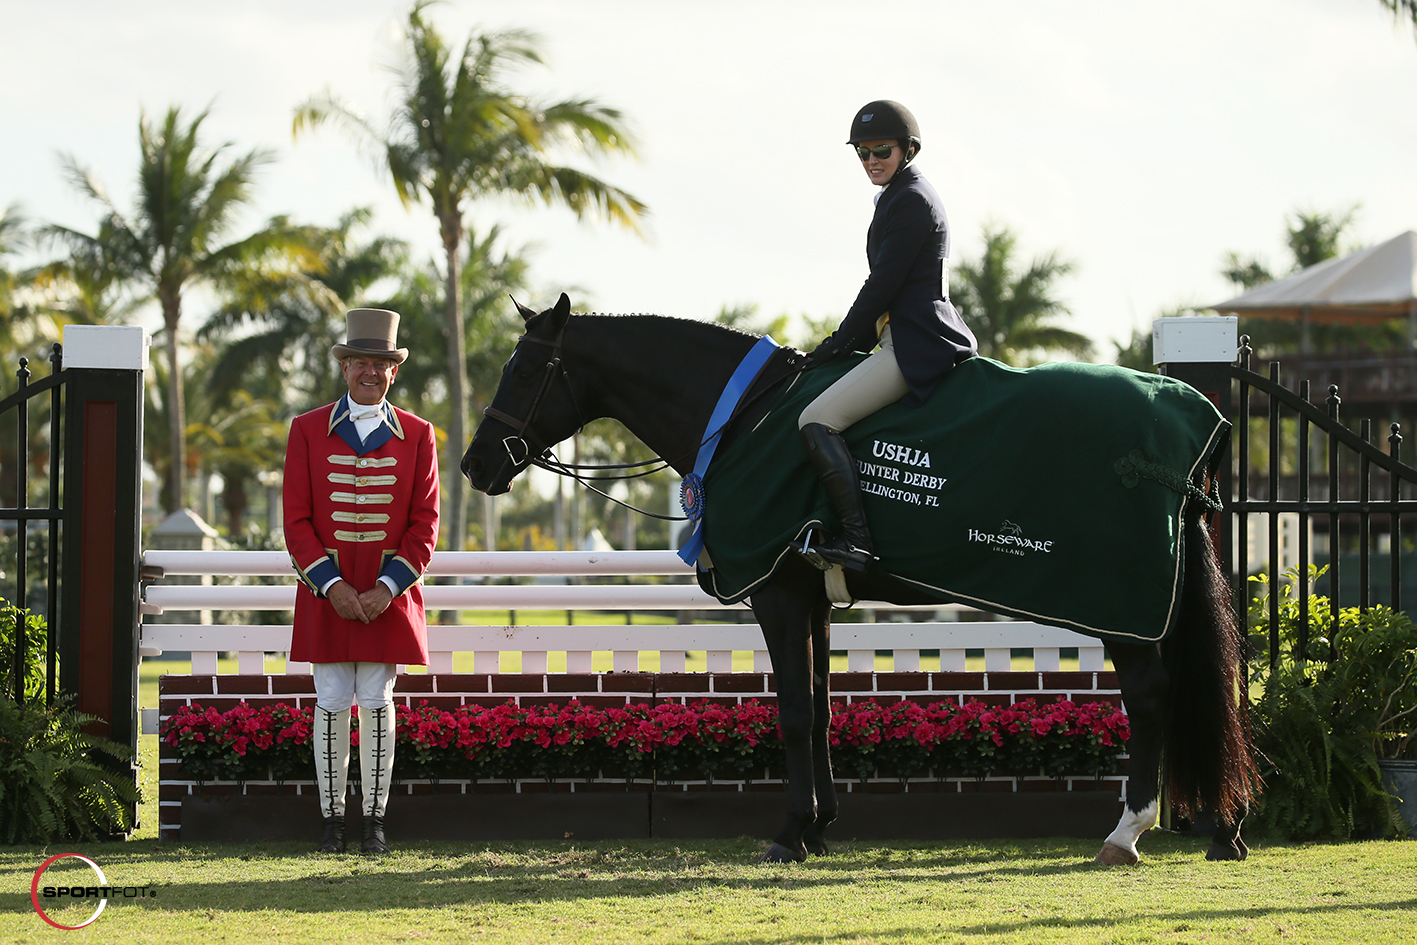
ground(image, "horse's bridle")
xmin=479 ymin=318 xmax=808 ymax=522
xmin=482 ymin=325 xmax=586 ymax=474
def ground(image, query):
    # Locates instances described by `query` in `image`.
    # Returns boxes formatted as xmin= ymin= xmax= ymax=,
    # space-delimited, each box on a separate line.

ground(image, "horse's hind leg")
xmin=801 ymin=596 xmax=837 ymax=856
xmin=1096 ymin=642 xmax=1166 ymax=865
xmin=751 ymin=579 xmax=818 ymax=864
xmin=1207 ymin=809 xmax=1249 ymax=861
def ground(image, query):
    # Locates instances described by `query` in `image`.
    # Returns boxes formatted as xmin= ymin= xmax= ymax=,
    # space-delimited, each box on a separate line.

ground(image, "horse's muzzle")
xmin=461 ymin=446 xmax=513 ymax=496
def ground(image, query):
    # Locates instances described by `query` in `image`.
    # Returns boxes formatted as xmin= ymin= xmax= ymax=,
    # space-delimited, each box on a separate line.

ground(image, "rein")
xmin=484 ymin=322 xmax=806 ymax=522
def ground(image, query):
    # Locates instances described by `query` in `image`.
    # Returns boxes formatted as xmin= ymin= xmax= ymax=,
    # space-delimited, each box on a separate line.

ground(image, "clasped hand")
xmin=326 ymin=580 xmax=393 ymax=624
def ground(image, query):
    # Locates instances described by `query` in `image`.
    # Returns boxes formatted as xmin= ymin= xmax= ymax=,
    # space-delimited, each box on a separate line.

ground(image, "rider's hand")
xmin=804 ymin=338 xmax=840 ymax=368
xmin=327 ymin=580 xmax=369 ymax=624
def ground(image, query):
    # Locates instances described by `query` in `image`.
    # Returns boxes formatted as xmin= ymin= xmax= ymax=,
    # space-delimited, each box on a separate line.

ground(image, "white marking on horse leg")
xmin=1099 ymin=800 xmax=1158 ymax=863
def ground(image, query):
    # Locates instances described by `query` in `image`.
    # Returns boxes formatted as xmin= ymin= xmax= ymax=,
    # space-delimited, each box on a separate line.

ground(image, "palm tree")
xmin=1 ymin=205 xmax=37 ymax=513
xmin=1218 ymin=208 xmax=1390 ymax=355
xmin=293 ymin=1 xmax=648 ymax=551
xmin=385 ymin=224 xmax=533 ymax=554
xmin=188 ymin=387 xmax=286 ymax=537
xmin=200 ymin=208 xmax=407 ymax=412
xmin=142 ymin=341 xmax=283 ymax=531
xmin=951 ymin=224 xmax=1093 ymax=364
xmin=1381 ymin=0 xmax=1417 ymax=31
xmin=0 ymin=205 xmax=25 ymax=324
xmin=1222 ymin=208 xmax=1358 ymax=292
xmin=0 ymin=207 xmax=69 ymax=360
xmin=46 ymin=105 xmax=309 ymax=512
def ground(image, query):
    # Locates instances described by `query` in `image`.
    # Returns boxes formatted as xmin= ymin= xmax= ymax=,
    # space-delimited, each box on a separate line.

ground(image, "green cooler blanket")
xmin=696 ymin=356 xmax=1228 ymax=645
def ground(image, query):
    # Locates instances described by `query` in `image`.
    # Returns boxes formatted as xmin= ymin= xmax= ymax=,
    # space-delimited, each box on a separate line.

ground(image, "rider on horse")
xmin=799 ymin=100 xmax=978 ymax=573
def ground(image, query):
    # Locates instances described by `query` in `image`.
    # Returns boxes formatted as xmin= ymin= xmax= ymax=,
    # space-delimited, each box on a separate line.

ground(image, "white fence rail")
xmin=140 ymin=550 xmax=1106 ymax=676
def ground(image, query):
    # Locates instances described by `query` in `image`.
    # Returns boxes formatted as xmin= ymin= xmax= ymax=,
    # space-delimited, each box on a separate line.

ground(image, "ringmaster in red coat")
xmin=283 ymin=307 xmax=439 ymax=855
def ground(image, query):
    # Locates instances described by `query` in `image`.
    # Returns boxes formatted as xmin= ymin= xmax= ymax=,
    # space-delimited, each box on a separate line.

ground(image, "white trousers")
xmin=313 ymin=661 xmax=398 ymax=711
xmin=798 ymin=326 xmax=910 ymax=433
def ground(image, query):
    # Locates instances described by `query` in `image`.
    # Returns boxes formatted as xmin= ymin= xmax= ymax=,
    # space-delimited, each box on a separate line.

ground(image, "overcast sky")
xmin=4 ymin=0 xmax=1415 ymax=356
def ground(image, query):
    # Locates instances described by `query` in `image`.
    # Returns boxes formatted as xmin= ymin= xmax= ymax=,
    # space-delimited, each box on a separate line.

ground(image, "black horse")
xmin=462 ymin=294 xmax=1257 ymax=864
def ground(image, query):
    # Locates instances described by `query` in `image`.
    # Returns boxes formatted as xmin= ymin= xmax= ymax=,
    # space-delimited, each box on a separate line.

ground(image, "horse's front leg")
xmin=750 ymin=580 xmax=817 ymax=864
xmin=1096 ymin=643 xmax=1166 ymax=865
xmin=801 ymin=596 xmax=837 ymax=856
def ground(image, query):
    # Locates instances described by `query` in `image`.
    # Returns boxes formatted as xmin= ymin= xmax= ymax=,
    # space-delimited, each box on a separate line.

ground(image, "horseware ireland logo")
xmin=968 ymin=520 xmax=1055 ymax=557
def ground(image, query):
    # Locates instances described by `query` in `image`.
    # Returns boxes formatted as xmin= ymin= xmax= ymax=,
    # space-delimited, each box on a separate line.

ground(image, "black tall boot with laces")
xmin=317 ymin=815 xmax=346 ymax=854
xmin=798 ymin=422 xmax=877 ymax=572
xmin=362 ymin=816 xmax=389 ymax=855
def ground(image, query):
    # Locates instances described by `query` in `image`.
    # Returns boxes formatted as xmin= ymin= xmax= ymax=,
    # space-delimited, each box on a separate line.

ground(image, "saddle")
xmin=693 ymin=356 xmax=1228 ymax=645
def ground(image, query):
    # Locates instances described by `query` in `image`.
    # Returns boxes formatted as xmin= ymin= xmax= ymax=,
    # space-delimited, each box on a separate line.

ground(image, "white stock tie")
xmin=349 ymin=401 xmax=386 ymax=440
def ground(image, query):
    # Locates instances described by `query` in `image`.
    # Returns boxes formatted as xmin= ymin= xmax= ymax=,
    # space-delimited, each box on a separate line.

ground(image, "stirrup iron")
xmin=797 ymin=528 xmax=833 ymax=571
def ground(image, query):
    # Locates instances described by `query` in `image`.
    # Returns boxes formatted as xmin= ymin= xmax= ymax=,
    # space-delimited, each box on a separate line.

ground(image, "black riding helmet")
xmin=847 ymin=100 xmax=922 ymax=163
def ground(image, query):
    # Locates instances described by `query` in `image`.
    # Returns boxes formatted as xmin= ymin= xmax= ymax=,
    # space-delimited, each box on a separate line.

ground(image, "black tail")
xmin=1160 ymin=510 xmax=1259 ymax=823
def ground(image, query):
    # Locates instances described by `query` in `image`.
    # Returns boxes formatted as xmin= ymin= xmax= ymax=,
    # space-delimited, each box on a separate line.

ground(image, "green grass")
xmin=4 ymin=835 xmax=1415 ymax=943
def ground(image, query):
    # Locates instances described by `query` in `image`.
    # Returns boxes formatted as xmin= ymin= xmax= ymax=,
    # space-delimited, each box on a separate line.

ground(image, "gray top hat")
xmin=331 ymin=308 xmax=408 ymax=364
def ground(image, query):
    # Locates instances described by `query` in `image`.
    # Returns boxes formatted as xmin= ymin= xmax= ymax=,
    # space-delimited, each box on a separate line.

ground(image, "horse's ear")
xmin=550 ymin=292 xmax=572 ymax=332
xmin=510 ymin=295 xmax=538 ymax=323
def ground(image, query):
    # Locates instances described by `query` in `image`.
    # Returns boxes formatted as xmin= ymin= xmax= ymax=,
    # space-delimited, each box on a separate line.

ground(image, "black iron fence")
xmin=1 ymin=344 xmax=65 ymax=705
xmin=1225 ymin=338 xmax=1417 ymax=667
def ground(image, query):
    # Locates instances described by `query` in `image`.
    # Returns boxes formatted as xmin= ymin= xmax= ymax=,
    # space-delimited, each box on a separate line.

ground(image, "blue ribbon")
xmin=677 ymin=335 xmax=780 ymax=566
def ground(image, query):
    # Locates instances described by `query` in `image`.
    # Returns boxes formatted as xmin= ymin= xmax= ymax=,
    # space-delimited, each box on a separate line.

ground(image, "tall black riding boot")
xmin=799 ymin=422 xmax=876 ymax=572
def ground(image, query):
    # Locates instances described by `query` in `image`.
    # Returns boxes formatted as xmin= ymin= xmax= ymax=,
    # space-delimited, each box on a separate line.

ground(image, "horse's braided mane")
xmin=572 ymin=311 xmax=761 ymax=342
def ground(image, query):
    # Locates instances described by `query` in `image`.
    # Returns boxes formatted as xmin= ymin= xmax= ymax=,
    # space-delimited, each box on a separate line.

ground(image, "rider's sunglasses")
xmin=854 ymin=144 xmax=896 ymax=161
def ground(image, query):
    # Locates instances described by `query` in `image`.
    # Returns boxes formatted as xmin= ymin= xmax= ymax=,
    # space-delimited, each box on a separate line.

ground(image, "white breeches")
xmin=798 ymin=326 xmax=909 ymax=433
xmin=313 ymin=661 xmax=398 ymax=711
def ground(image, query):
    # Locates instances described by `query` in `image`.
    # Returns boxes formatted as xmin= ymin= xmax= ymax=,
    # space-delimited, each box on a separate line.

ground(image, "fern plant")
xmin=0 ymin=695 xmax=139 ymax=843
xmin=1247 ymin=566 xmax=1414 ymax=839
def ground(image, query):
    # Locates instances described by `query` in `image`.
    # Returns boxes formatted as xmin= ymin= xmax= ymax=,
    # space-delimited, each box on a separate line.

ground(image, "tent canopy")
xmin=1211 ymin=230 xmax=1417 ymax=325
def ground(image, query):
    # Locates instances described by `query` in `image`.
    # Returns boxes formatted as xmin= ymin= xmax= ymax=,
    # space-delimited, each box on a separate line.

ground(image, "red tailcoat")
xmin=283 ymin=398 xmax=439 ymax=665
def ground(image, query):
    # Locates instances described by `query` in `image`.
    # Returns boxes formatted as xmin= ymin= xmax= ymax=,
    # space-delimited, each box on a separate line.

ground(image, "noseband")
xmin=482 ymin=326 xmax=586 ymax=476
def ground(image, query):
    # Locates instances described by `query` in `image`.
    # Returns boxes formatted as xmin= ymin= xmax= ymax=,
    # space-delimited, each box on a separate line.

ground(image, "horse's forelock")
xmin=524 ymin=308 xmax=556 ymax=333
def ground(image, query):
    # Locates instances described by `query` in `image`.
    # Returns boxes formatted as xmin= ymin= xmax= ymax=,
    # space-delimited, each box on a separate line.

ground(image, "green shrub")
xmin=1247 ymin=566 xmax=1415 ymax=840
xmin=0 ymin=695 xmax=139 ymax=843
xmin=0 ymin=598 xmax=51 ymax=702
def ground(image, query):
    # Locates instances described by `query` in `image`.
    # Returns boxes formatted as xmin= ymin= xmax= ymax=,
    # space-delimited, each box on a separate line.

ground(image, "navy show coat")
xmin=828 ymin=163 xmax=977 ymax=405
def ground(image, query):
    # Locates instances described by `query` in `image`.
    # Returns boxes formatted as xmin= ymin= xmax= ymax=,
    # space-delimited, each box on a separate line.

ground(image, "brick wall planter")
xmin=182 ymin=791 xmax=654 ymax=843
xmin=651 ymin=788 xmax=1123 ymax=841
xmin=178 ymin=784 xmax=1123 ymax=843
xmin=159 ymin=670 xmax=1126 ymax=842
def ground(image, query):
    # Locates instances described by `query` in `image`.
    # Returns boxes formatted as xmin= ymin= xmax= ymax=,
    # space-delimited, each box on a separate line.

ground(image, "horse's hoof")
xmin=758 ymin=843 xmax=805 ymax=864
xmin=1205 ymin=841 xmax=1246 ymax=861
xmin=1094 ymin=842 xmax=1139 ymax=866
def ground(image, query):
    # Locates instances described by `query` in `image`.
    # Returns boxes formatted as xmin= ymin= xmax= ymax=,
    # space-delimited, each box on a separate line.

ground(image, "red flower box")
xmin=162 ymin=697 xmax=1128 ymax=784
